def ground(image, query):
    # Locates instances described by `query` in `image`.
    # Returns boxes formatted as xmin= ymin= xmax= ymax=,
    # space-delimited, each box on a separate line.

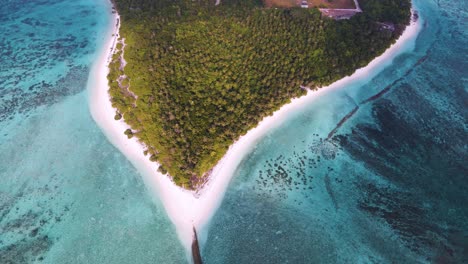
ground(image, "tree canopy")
xmin=108 ymin=0 xmax=411 ymax=188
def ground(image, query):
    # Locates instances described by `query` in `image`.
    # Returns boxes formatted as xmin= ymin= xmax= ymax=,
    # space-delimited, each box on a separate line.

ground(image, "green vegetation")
xmin=124 ymin=128 xmax=134 ymax=138
xmin=109 ymin=0 xmax=411 ymax=188
xmin=360 ymin=0 xmax=411 ymax=26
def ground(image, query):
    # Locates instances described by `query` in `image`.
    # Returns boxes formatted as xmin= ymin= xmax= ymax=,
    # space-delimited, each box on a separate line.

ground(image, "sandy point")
xmin=88 ymin=0 xmax=422 ymax=259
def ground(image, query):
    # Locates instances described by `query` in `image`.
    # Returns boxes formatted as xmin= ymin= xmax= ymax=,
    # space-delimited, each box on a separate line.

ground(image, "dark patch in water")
xmin=0 ymin=235 xmax=52 ymax=263
xmin=336 ymin=77 xmax=468 ymax=261
xmin=0 ymin=66 xmax=89 ymax=122
xmin=324 ymin=173 xmax=338 ymax=210
xmin=327 ymin=106 xmax=359 ymax=139
xmin=252 ymin=134 xmax=341 ymax=205
xmin=0 ymin=177 xmax=72 ymax=262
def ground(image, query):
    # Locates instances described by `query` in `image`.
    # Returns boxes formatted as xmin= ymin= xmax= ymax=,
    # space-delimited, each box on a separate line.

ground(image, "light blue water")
xmin=2 ymin=0 xmax=467 ymax=263
xmin=203 ymin=0 xmax=468 ymax=263
xmin=0 ymin=0 xmax=185 ymax=263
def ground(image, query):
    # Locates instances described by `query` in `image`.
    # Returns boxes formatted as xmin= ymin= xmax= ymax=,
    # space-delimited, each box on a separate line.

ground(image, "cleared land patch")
xmin=264 ymin=0 xmax=356 ymax=9
xmin=309 ymin=0 xmax=356 ymax=9
xmin=263 ymin=0 xmax=297 ymax=8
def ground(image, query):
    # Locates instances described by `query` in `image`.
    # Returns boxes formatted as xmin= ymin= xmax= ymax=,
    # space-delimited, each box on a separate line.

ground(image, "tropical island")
xmin=107 ymin=0 xmax=411 ymax=189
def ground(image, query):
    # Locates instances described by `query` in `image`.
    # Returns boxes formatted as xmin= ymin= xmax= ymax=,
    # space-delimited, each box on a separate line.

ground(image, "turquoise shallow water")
xmin=203 ymin=0 xmax=468 ymax=263
xmin=1 ymin=0 xmax=467 ymax=263
xmin=0 ymin=0 xmax=185 ymax=263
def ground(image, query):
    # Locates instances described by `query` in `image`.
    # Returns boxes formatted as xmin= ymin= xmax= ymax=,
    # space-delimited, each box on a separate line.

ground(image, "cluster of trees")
xmin=109 ymin=0 xmax=411 ymax=188
xmin=359 ymin=0 xmax=411 ymax=26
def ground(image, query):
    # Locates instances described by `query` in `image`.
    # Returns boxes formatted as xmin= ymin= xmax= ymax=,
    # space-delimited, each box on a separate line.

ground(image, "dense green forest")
xmin=108 ymin=0 xmax=411 ymax=188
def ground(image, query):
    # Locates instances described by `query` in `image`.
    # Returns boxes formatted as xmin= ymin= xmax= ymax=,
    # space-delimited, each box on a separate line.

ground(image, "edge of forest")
xmin=89 ymin=0 xmax=421 ymax=255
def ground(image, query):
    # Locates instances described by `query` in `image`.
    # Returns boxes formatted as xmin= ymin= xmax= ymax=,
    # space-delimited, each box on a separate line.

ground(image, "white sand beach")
xmin=88 ymin=1 xmax=422 ymax=257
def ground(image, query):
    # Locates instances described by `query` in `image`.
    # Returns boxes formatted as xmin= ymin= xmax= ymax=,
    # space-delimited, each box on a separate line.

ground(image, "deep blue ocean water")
xmin=203 ymin=0 xmax=468 ymax=263
xmin=1 ymin=0 xmax=467 ymax=263
xmin=0 ymin=0 xmax=185 ymax=263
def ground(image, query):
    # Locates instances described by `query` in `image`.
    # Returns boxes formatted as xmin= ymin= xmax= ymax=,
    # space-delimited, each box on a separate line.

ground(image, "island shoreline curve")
xmin=88 ymin=0 xmax=422 ymax=258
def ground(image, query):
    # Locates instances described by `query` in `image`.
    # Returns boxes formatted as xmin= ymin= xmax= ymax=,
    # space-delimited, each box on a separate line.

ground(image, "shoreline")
xmin=88 ymin=0 xmax=422 ymax=257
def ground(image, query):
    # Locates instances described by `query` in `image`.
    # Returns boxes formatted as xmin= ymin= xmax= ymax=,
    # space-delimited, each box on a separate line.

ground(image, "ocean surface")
xmin=203 ymin=0 xmax=468 ymax=263
xmin=0 ymin=0 xmax=185 ymax=263
xmin=0 ymin=0 xmax=466 ymax=263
